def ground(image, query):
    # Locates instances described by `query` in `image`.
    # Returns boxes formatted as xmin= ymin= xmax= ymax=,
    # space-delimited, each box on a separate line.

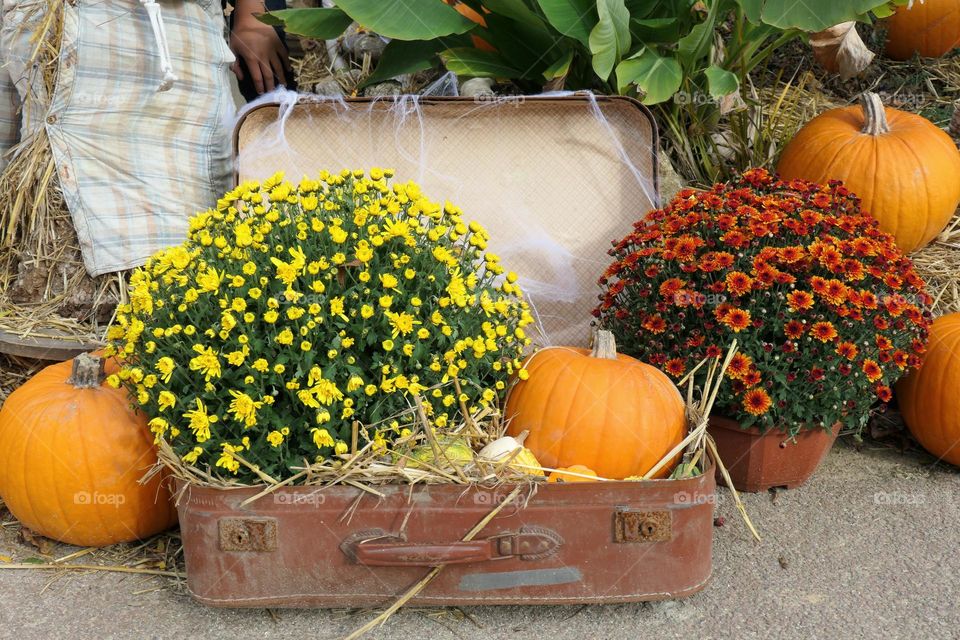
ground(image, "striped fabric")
xmin=0 ymin=0 xmax=236 ymax=276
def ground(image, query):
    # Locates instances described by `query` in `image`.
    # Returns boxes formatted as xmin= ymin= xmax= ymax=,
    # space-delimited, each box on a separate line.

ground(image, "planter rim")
xmin=710 ymin=416 xmax=842 ymax=437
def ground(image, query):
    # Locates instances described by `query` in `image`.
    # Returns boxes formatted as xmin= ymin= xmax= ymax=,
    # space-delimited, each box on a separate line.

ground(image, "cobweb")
xmin=233 ymin=84 xmax=659 ymax=347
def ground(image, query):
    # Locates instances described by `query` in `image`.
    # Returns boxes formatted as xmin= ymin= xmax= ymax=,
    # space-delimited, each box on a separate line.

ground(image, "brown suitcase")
xmin=175 ymin=95 xmax=714 ymax=607
xmin=177 ymin=467 xmax=715 ymax=607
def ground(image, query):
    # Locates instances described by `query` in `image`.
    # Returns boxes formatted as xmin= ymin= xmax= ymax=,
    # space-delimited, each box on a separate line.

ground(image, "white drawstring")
xmin=140 ymin=0 xmax=178 ymax=91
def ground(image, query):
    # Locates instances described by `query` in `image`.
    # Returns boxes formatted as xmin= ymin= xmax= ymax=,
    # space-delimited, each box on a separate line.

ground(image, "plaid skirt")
xmin=0 ymin=0 xmax=235 ymax=276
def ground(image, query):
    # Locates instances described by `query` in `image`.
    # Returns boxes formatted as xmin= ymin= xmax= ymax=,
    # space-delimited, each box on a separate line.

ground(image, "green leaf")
xmin=361 ymin=40 xmax=445 ymax=88
xmin=439 ymin=48 xmax=523 ymax=77
xmin=480 ymin=13 xmax=559 ymax=78
xmin=736 ymin=0 xmax=900 ymax=31
xmin=615 ymin=49 xmax=682 ymax=104
xmin=258 ymin=8 xmax=353 ymax=39
xmin=629 ymin=17 xmax=680 ymax=43
xmin=677 ymin=0 xmax=721 ymax=66
xmin=543 ymin=50 xmax=574 ymax=79
xmin=703 ymin=65 xmax=739 ymax=98
xmin=588 ymin=0 xmax=631 ymax=80
xmin=482 ymin=0 xmax=549 ymax=29
xmin=334 ymin=0 xmax=476 ymax=40
xmin=536 ymin=0 xmax=596 ymax=45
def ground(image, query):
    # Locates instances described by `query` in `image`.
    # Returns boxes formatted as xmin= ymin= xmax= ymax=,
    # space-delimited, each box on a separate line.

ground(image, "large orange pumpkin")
xmin=896 ymin=313 xmax=960 ymax=466
xmin=886 ymin=0 xmax=960 ymax=60
xmin=777 ymin=92 xmax=960 ymax=253
xmin=504 ymin=331 xmax=686 ymax=479
xmin=0 ymin=353 xmax=177 ymax=546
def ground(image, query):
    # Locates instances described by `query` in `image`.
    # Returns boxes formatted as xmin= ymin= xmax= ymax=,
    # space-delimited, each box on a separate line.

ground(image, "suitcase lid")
xmin=234 ymin=94 xmax=660 ymax=347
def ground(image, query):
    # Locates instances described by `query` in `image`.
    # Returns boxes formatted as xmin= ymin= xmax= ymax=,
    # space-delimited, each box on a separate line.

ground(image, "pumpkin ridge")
xmin=528 ymin=353 xmax=577 ymax=465
xmin=891 ymin=133 xmax=935 ymax=248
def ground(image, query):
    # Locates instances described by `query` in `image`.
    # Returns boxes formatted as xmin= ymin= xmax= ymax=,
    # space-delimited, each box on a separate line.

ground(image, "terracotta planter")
xmin=708 ymin=417 xmax=841 ymax=492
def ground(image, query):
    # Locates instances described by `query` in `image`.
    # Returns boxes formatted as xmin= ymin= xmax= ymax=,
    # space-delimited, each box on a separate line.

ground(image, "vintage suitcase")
xmin=234 ymin=93 xmax=661 ymax=349
xmin=175 ymin=95 xmax=715 ymax=607
xmin=178 ymin=467 xmax=716 ymax=607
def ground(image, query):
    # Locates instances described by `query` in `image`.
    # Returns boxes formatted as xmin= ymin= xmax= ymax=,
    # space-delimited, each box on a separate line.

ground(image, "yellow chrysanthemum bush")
xmin=106 ymin=169 xmax=534 ymax=483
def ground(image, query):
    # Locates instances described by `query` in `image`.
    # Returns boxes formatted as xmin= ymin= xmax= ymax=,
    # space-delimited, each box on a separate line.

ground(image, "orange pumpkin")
xmin=546 ymin=465 xmax=598 ymax=483
xmin=886 ymin=0 xmax=960 ymax=60
xmin=0 ymin=353 xmax=177 ymax=546
xmin=896 ymin=313 xmax=960 ymax=466
xmin=505 ymin=331 xmax=686 ymax=480
xmin=777 ymin=92 xmax=960 ymax=253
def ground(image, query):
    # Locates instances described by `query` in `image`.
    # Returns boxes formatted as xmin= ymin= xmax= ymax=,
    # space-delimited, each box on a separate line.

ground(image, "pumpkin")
xmin=504 ymin=330 xmax=686 ymax=479
xmin=407 ymin=436 xmax=474 ymax=470
xmin=886 ymin=0 xmax=960 ymax=60
xmin=0 ymin=353 xmax=177 ymax=546
xmin=777 ymin=92 xmax=960 ymax=253
xmin=896 ymin=313 xmax=960 ymax=466
xmin=547 ymin=465 xmax=598 ymax=483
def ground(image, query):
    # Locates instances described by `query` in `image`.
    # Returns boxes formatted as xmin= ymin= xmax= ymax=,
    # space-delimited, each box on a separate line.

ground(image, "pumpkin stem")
xmin=859 ymin=92 xmax=890 ymax=136
xmin=67 ymin=353 xmax=106 ymax=388
xmin=590 ymin=330 xmax=619 ymax=360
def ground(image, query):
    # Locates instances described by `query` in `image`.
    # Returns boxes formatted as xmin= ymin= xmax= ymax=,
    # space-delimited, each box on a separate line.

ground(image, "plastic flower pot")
xmin=708 ymin=417 xmax=841 ymax=492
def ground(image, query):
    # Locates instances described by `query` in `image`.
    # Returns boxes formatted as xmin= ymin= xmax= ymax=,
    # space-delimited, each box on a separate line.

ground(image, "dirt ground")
xmin=0 ymin=438 xmax=957 ymax=640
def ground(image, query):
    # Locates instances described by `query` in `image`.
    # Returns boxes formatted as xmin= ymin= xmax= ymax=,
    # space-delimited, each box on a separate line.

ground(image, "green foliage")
xmin=265 ymin=1 xmax=910 ymax=181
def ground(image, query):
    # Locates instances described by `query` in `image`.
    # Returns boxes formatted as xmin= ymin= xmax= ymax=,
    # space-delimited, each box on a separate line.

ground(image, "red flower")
xmin=875 ymin=385 xmax=892 ymax=402
xmin=705 ymin=345 xmax=723 ymax=358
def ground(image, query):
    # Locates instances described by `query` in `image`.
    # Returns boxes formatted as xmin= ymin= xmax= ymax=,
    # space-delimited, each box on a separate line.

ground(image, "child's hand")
xmin=230 ymin=7 xmax=289 ymax=94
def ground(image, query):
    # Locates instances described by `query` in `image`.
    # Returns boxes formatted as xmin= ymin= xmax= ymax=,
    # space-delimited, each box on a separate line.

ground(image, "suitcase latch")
xmin=614 ymin=509 xmax=672 ymax=543
xmin=219 ymin=517 xmax=278 ymax=552
xmin=490 ymin=526 xmax=563 ymax=560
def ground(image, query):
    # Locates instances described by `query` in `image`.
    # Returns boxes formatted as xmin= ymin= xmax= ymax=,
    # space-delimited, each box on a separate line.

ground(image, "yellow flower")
xmin=330 ymin=296 xmax=348 ymax=321
xmin=264 ymin=309 xmax=279 ymax=323
xmin=267 ymin=431 xmax=285 ymax=447
xmin=183 ymin=398 xmax=216 ymax=443
xmin=382 ymin=339 xmax=395 ymax=351
xmin=311 ymin=428 xmax=335 ymax=449
xmin=276 ymin=328 xmax=294 ymax=345
xmin=347 ymin=375 xmax=364 ymax=392
xmin=334 ymin=441 xmax=349 ymax=455
xmin=252 ymin=358 xmax=269 ymax=372
xmin=329 ymin=226 xmax=348 ymax=243
xmin=197 ymin=267 xmax=223 ymax=293
xmin=182 ymin=447 xmax=203 ymax=464
xmin=228 ymin=390 xmax=263 ymax=427
xmin=379 ymin=295 xmax=393 ymax=308
xmin=380 ymin=273 xmax=399 ymax=290
xmin=156 ymin=357 xmax=175 ymax=383
xmin=189 ymin=345 xmax=222 ymax=381
xmin=361 ymin=304 xmax=375 ymax=319
xmin=158 ymin=391 xmax=177 ymax=412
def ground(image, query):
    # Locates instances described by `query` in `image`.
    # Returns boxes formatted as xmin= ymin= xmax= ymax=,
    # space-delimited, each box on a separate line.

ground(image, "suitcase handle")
xmin=346 ymin=527 xmax=563 ymax=567
xmin=354 ymin=540 xmax=494 ymax=566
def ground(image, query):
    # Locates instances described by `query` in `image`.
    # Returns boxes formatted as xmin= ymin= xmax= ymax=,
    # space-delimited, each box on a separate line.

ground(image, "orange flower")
xmin=742 ymin=369 xmax=762 ymax=387
xmin=642 ymin=315 xmax=667 ymax=334
xmin=810 ymin=321 xmax=838 ymax=342
xmin=823 ymin=279 xmax=848 ymax=305
xmin=862 ymin=359 xmax=882 ymax=382
xmin=835 ymin=341 xmax=859 ymax=360
xmin=725 ymin=271 xmax=753 ymax=296
xmin=721 ymin=308 xmax=752 ymax=332
xmin=786 ymin=290 xmax=814 ymax=312
xmin=742 ymin=388 xmax=773 ymax=416
xmin=665 ymin=358 xmax=686 ymax=377
xmin=784 ymin=320 xmax=805 ymax=339
xmin=810 ymin=276 xmax=828 ymax=295
xmin=727 ymin=352 xmax=754 ymax=379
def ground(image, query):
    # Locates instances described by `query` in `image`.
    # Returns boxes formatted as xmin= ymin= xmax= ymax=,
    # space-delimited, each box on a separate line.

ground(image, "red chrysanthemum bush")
xmin=594 ymin=168 xmax=931 ymax=435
